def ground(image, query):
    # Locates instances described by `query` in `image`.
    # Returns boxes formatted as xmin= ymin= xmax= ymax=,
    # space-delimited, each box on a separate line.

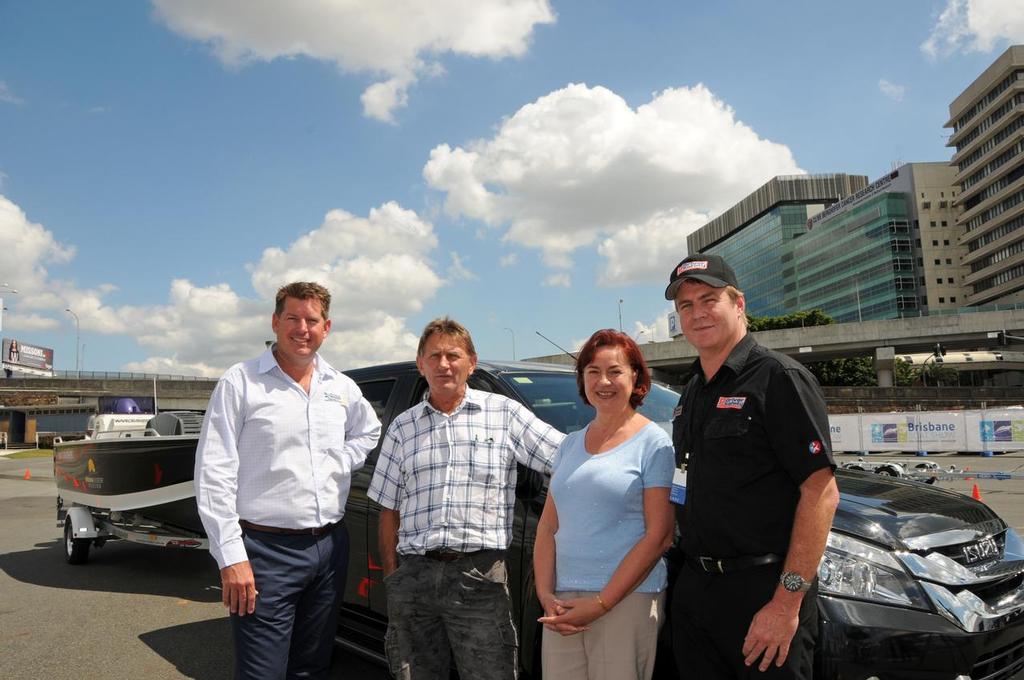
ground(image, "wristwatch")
xmin=780 ymin=571 xmax=812 ymax=592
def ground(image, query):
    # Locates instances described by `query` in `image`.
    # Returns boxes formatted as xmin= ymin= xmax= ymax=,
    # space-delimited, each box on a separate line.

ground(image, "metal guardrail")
xmin=899 ymin=302 xmax=1024 ymax=318
xmin=17 ymin=370 xmax=216 ymax=381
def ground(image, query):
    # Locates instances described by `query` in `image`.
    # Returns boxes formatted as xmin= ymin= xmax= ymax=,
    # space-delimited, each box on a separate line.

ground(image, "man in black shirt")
xmin=664 ymin=253 xmax=838 ymax=679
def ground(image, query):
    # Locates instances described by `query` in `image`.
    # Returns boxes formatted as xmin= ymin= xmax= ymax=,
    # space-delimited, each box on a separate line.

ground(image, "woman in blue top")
xmin=535 ymin=329 xmax=676 ymax=680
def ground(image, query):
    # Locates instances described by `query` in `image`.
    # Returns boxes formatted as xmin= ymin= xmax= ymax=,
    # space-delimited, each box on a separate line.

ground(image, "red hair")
xmin=575 ymin=329 xmax=651 ymax=409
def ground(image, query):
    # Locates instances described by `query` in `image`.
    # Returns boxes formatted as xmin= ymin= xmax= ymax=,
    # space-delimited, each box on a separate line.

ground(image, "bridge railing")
xmin=17 ymin=370 xmax=216 ymax=381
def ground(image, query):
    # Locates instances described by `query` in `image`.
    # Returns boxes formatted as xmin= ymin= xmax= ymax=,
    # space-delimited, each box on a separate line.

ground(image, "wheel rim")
xmin=65 ymin=523 xmax=74 ymax=557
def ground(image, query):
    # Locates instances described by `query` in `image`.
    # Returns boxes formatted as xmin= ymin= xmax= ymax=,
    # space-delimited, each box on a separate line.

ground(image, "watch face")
xmin=782 ymin=572 xmax=806 ymax=592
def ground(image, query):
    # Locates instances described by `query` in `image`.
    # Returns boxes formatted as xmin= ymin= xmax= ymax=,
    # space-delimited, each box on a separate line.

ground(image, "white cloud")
xmin=447 ymin=252 xmax=477 ymax=281
xmin=1 ymin=192 xmax=445 ymax=374
xmin=424 ymin=82 xmax=801 ymax=276
xmin=0 ymin=82 xmax=23 ymax=105
xmin=499 ymin=253 xmax=518 ymax=267
xmin=543 ymin=273 xmax=571 ymax=288
xmin=632 ymin=306 xmax=676 ymax=344
xmin=151 ymin=0 xmax=555 ymax=122
xmin=597 ymin=207 xmax=708 ymax=287
xmin=878 ymin=79 xmax=906 ymax=103
xmin=0 ymin=195 xmax=76 ymax=294
xmin=922 ymin=0 xmax=1024 ymax=57
xmin=2 ymin=313 xmax=60 ymax=332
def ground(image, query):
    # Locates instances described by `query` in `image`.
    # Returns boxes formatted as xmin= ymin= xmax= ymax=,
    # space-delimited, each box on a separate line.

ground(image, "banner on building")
xmin=2 ymin=337 xmax=55 ymax=377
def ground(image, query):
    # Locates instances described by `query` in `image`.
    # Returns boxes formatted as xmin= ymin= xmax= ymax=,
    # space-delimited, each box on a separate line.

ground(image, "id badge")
xmin=670 ymin=467 xmax=687 ymax=505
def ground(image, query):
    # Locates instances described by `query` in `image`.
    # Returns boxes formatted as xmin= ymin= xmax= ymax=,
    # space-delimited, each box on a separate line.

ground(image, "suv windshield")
xmin=498 ymin=371 xmax=680 ymax=436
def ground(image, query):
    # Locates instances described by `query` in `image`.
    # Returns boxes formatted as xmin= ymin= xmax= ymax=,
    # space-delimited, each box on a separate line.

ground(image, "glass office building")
xmin=788 ymin=192 xmax=916 ymax=322
xmin=688 ymin=166 xmax=967 ymax=322
xmin=707 ymin=204 xmax=819 ymax=316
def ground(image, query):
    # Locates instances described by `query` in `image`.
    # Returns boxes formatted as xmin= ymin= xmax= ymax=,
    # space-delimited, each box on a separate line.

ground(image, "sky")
xmin=1 ymin=0 xmax=1023 ymax=376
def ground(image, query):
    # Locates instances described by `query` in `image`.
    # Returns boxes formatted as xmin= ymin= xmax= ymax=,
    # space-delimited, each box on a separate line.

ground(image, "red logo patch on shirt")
xmin=716 ymin=396 xmax=746 ymax=409
xmin=809 ymin=440 xmax=824 ymax=455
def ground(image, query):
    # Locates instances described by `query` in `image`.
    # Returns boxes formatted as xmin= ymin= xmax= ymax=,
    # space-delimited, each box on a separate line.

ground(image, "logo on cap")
xmin=677 ymin=261 xmax=710 ymax=275
xmin=809 ymin=440 xmax=824 ymax=455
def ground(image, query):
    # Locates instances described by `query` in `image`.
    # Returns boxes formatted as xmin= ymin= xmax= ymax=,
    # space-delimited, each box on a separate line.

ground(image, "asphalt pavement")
xmin=0 ymin=454 xmax=385 ymax=680
xmin=2 ymin=450 xmax=1023 ymax=679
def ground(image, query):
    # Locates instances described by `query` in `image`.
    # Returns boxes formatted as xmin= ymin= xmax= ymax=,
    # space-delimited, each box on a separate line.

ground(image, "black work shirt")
xmin=672 ymin=334 xmax=835 ymax=559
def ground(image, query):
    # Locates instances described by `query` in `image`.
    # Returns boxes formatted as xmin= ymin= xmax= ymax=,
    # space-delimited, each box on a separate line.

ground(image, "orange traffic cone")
xmin=23 ymin=468 xmax=31 ymax=480
xmin=971 ymin=484 xmax=982 ymax=501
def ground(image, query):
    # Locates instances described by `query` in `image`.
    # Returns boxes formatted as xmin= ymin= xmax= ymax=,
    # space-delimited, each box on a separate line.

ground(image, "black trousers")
xmin=671 ymin=561 xmax=817 ymax=680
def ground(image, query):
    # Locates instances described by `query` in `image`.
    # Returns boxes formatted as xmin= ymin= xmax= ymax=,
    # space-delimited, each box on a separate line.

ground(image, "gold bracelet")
xmin=595 ymin=593 xmax=611 ymax=612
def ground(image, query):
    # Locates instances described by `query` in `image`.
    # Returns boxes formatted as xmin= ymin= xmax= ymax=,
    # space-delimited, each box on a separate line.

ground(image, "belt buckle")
xmin=699 ymin=556 xmax=724 ymax=573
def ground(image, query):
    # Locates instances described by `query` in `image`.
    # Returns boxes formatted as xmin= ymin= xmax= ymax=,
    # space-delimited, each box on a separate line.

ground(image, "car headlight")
xmin=818 ymin=533 xmax=930 ymax=609
xmin=1005 ymin=527 xmax=1024 ymax=560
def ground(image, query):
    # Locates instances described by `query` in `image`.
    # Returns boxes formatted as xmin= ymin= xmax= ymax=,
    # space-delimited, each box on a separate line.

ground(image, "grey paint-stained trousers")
xmin=384 ymin=551 xmax=519 ymax=680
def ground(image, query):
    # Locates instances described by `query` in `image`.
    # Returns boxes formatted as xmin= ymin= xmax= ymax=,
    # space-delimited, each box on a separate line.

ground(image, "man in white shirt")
xmin=195 ymin=282 xmax=382 ymax=679
xmin=369 ymin=317 xmax=564 ymax=680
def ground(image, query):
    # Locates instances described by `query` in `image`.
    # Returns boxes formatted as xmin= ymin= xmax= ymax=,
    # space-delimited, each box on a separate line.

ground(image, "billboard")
xmin=2 ymin=337 xmax=55 ymax=376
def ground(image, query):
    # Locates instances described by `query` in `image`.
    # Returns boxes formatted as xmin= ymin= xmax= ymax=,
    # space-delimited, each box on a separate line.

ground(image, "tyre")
xmin=64 ymin=517 xmax=91 ymax=565
xmin=876 ymin=467 xmax=899 ymax=477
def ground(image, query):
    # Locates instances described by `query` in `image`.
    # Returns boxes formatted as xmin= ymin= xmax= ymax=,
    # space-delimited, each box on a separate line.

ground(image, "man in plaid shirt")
xmin=369 ymin=316 xmax=564 ymax=680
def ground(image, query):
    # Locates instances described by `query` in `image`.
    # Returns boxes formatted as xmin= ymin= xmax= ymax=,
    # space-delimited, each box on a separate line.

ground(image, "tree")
xmin=807 ymin=357 xmax=876 ymax=387
xmin=747 ymin=309 xmax=835 ymax=332
xmin=748 ymin=309 xmax=878 ymax=386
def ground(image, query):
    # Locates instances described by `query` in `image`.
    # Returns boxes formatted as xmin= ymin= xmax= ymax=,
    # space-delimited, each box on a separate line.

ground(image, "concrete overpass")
xmin=530 ymin=308 xmax=1024 ymax=384
xmin=0 ymin=376 xmax=218 ymax=411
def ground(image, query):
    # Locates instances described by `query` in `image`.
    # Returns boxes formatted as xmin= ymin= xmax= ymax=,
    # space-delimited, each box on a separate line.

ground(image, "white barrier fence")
xmin=830 ymin=409 xmax=1024 ymax=453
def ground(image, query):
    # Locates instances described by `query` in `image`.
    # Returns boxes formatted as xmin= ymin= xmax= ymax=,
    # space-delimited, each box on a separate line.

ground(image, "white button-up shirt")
xmin=368 ymin=387 xmax=564 ymax=555
xmin=195 ymin=348 xmax=381 ymax=568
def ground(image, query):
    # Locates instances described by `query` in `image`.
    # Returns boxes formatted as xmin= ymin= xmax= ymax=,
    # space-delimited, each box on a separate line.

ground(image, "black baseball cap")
xmin=664 ymin=253 xmax=739 ymax=300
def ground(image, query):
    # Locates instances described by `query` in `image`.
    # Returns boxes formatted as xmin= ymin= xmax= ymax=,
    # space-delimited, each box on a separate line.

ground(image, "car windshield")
xmin=498 ymin=371 xmax=680 ymax=436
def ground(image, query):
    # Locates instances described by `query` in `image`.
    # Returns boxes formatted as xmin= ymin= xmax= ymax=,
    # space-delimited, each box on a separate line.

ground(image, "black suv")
xmin=338 ymin=360 xmax=1024 ymax=680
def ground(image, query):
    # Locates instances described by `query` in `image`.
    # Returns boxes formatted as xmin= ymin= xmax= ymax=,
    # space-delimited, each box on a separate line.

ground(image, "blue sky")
xmin=1 ymin=0 xmax=1022 ymax=375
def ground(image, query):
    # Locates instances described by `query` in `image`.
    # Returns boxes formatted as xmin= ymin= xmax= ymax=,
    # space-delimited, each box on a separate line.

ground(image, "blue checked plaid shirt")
xmin=367 ymin=387 xmax=564 ymax=555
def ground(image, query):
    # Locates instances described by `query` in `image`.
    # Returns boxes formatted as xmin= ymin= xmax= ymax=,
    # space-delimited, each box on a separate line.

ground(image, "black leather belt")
xmin=239 ymin=519 xmax=339 ymax=538
xmin=423 ymin=549 xmax=487 ymax=562
xmin=686 ymin=553 xmax=782 ymax=574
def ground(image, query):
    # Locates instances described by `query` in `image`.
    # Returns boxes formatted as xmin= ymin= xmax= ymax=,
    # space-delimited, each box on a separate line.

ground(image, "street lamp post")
xmin=503 ymin=327 xmax=516 ymax=361
xmin=618 ymin=299 xmax=624 ymax=332
xmin=65 ymin=308 xmax=80 ymax=378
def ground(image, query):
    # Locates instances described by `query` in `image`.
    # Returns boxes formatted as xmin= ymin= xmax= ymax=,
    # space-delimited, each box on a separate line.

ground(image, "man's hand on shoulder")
xmin=221 ymin=560 xmax=258 ymax=616
xmin=741 ymin=592 xmax=801 ymax=671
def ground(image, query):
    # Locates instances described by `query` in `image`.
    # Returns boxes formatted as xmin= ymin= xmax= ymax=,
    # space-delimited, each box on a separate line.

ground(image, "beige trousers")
xmin=541 ymin=590 xmax=665 ymax=680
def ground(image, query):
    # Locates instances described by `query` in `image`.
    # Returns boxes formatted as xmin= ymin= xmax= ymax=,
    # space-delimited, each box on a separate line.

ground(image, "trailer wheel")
xmin=876 ymin=466 xmax=899 ymax=477
xmin=64 ymin=517 xmax=91 ymax=565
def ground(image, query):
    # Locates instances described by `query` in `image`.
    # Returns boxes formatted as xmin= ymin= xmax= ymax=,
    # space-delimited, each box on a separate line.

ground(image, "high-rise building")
xmin=687 ymin=174 xmax=868 ymax=317
xmin=946 ymin=45 xmax=1024 ymax=306
xmin=686 ymin=165 xmax=968 ymax=322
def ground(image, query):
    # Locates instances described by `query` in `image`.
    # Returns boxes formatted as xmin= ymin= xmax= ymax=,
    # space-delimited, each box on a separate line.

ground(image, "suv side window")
xmin=411 ymin=374 xmax=496 ymax=404
xmin=357 ymin=379 xmax=397 ymax=420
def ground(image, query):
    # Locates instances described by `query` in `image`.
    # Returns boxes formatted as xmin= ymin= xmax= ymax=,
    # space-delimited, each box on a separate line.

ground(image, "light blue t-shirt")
xmin=549 ymin=421 xmax=675 ymax=593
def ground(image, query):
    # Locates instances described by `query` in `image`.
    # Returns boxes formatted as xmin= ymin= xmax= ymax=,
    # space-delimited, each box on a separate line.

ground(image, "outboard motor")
xmin=146 ymin=411 xmax=205 ymax=436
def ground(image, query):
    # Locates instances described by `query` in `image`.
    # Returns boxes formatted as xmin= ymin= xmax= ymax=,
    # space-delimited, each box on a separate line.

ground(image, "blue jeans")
xmin=231 ymin=522 xmax=349 ymax=680
xmin=384 ymin=551 xmax=519 ymax=680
